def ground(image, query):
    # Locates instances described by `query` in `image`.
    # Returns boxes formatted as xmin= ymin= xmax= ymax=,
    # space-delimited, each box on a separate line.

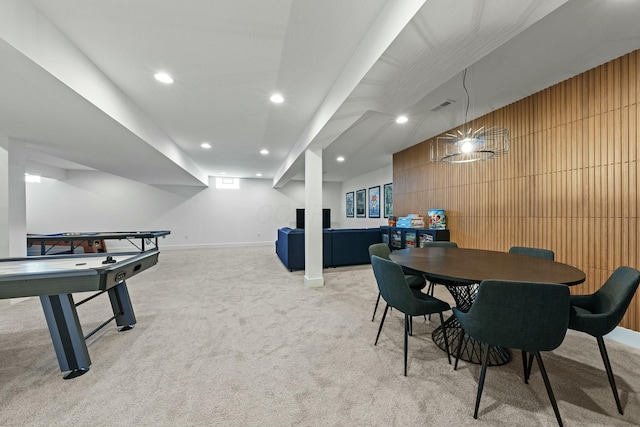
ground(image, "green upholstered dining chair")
xmin=371 ymin=255 xmax=451 ymax=376
xmin=568 ymin=266 xmax=640 ymax=415
xmin=507 ymin=246 xmax=556 ymax=381
xmin=453 ymin=280 xmax=570 ymax=427
xmin=422 ymin=241 xmax=458 ymax=248
xmin=508 ymin=246 xmax=555 ymax=260
xmin=369 ymin=243 xmax=426 ymax=321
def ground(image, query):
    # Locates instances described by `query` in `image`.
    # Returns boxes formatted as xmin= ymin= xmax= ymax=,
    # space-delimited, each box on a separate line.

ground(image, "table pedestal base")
xmin=432 ymin=316 xmax=511 ymax=366
xmin=427 ymin=281 xmax=511 ymax=366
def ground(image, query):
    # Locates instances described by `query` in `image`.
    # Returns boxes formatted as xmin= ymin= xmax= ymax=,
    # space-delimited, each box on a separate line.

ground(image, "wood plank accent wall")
xmin=393 ymin=49 xmax=640 ymax=332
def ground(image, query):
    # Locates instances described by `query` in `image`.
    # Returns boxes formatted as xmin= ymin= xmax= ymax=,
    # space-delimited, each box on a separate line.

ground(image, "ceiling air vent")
xmin=430 ymin=99 xmax=455 ymax=112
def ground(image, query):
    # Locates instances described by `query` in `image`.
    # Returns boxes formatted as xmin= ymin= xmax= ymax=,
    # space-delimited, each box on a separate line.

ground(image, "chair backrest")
xmin=593 ymin=266 xmax=640 ymax=333
xmin=369 ymin=243 xmax=391 ymax=260
xmin=458 ymin=280 xmax=570 ymax=352
xmin=422 ymin=241 xmax=458 ymax=248
xmin=371 ymin=256 xmax=426 ymax=315
xmin=508 ymin=246 xmax=554 ymax=260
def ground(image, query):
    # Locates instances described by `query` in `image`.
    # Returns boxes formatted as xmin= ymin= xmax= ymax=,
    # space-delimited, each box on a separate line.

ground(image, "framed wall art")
xmin=346 ymin=192 xmax=354 ymax=217
xmin=383 ymin=183 xmax=393 ymax=218
xmin=355 ymin=189 xmax=366 ymax=218
xmin=368 ymin=186 xmax=380 ymax=218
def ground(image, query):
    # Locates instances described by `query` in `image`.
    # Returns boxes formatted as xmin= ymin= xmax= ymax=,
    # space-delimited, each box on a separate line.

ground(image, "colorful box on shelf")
xmin=396 ymin=214 xmax=425 ymax=228
xmin=427 ymin=209 xmax=446 ymax=229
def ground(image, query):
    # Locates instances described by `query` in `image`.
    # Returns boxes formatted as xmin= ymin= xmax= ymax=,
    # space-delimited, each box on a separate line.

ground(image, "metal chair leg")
xmin=523 ymin=350 xmax=534 ymax=383
xmin=535 ymin=352 xmax=564 ymax=427
xmin=404 ymin=314 xmax=409 ymax=376
xmin=375 ymin=304 xmax=389 ymax=345
xmin=439 ymin=312 xmax=451 ymax=364
xmin=454 ymin=327 xmax=465 ymax=371
xmin=597 ymin=336 xmax=624 ymax=415
xmin=371 ymin=292 xmax=381 ymax=322
xmin=473 ymin=342 xmax=491 ymax=419
xmin=427 ymin=280 xmax=434 ymax=320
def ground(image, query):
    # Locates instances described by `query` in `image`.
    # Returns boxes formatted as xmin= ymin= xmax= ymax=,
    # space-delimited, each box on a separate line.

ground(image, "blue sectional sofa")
xmin=275 ymin=227 xmax=381 ymax=271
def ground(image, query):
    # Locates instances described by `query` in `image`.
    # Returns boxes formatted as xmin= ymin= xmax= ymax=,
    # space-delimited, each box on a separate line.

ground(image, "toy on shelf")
xmin=427 ymin=209 xmax=446 ymax=229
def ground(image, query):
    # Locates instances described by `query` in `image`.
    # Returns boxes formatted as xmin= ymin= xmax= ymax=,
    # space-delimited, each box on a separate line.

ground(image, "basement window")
xmin=215 ymin=177 xmax=240 ymax=189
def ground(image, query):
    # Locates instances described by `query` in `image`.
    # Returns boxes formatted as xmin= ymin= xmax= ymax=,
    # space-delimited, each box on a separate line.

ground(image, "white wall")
xmin=340 ymin=165 xmax=392 ymax=228
xmin=25 ymin=171 xmax=342 ymax=250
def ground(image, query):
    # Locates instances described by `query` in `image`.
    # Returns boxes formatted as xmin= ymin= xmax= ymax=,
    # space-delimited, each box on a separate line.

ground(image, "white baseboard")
xmin=106 ymin=241 xmax=275 ymax=251
xmin=606 ymin=327 xmax=640 ymax=350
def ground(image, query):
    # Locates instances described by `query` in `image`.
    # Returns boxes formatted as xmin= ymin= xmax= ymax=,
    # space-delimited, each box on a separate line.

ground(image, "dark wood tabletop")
xmin=389 ymin=247 xmax=585 ymax=286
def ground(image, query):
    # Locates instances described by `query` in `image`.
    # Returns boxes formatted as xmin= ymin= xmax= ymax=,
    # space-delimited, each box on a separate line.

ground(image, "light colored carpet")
xmin=1 ymin=246 xmax=639 ymax=426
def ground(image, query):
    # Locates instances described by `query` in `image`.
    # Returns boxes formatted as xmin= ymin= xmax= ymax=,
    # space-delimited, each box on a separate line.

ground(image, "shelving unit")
xmin=380 ymin=226 xmax=450 ymax=249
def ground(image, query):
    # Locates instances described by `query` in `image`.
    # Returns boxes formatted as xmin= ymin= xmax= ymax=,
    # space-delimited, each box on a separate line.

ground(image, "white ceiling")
xmin=1 ymin=0 xmax=639 ymax=187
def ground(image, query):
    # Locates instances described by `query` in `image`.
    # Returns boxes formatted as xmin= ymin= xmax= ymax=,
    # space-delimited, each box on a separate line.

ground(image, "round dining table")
xmin=389 ymin=246 xmax=586 ymax=365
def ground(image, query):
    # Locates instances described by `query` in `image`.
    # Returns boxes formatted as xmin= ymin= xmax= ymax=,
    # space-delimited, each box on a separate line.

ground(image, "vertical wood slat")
xmin=392 ymin=49 xmax=640 ymax=332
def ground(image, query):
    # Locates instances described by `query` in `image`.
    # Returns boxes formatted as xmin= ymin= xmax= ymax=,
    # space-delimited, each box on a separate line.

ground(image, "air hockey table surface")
xmin=0 ymin=251 xmax=159 ymax=299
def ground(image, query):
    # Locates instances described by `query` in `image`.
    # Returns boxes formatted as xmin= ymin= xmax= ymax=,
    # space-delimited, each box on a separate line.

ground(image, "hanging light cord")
xmin=462 ymin=68 xmax=470 ymax=125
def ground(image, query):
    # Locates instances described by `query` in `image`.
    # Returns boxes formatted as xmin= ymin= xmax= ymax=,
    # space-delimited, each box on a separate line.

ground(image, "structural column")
xmin=304 ymin=148 xmax=324 ymax=287
xmin=0 ymin=137 xmax=27 ymax=258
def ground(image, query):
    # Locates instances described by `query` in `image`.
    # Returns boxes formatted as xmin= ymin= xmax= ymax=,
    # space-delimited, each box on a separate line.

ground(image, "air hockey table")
xmin=27 ymin=230 xmax=171 ymax=255
xmin=0 ymin=249 xmax=159 ymax=379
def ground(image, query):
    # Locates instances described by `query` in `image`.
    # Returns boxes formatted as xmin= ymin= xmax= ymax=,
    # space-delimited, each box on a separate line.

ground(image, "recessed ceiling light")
xmin=220 ymin=172 xmax=226 ymax=175
xmin=256 ymin=173 xmax=262 ymax=177
xmin=154 ymin=72 xmax=174 ymax=84
xmin=201 ymin=142 xmax=212 ymax=149
xmin=270 ymin=93 xmax=284 ymax=104
xmin=260 ymin=149 xmax=269 ymax=155
xmin=337 ymin=156 xmax=345 ymax=162
xmin=396 ymin=115 xmax=408 ymax=124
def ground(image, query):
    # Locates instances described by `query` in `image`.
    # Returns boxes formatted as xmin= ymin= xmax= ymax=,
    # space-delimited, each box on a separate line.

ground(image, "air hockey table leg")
xmin=108 ymin=281 xmax=137 ymax=331
xmin=40 ymin=294 xmax=91 ymax=379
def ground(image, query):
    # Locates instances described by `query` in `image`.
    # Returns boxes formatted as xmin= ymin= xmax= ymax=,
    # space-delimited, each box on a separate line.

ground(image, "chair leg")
xmin=404 ymin=314 xmax=409 ymax=376
xmin=454 ymin=327 xmax=465 ymax=371
xmin=473 ymin=342 xmax=491 ymax=419
xmin=439 ymin=312 xmax=451 ymax=364
xmin=375 ymin=304 xmax=389 ymax=346
xmin=371 ymin=292 xmax=381 ymax=322
xmin=412 ymin=315 xmax=416 ymax=333
xmin=597 ymin=336 xmax=623 ymax=415
xmin=527 ymin=352 xmax=534 ymax=381
xmin=534 ymin=352 xmax=563 ymax=427
xmin=522 ymin=350 xmax=534 ymax=383
xmin=427 ymin=280 xmax=434 ymax=320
